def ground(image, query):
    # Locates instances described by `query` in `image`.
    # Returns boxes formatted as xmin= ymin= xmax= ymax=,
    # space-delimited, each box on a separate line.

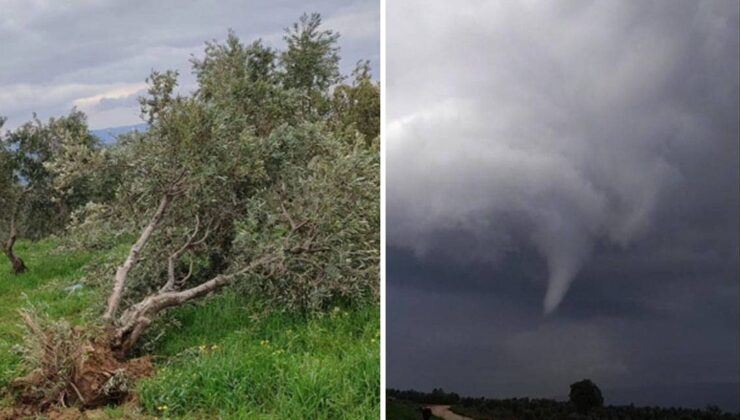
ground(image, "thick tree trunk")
xmin=3 ymin=246 xmax=27 ymax=274
xmin=98 ymin=174 xmax=271 ymax=356
xmin=3 ymin=217 xmax=27 ymax=274
xmin=114 ymin=270 xmax=240 ymax=355
xmin=103 ymin=193 xmax=173 ymax=322
xmin=112 ymin=257 xmax=270 ymax=356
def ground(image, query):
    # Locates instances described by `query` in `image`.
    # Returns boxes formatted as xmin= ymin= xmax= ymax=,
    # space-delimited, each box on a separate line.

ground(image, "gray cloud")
xmin=388 ymin=246 xmax=739 ymax=408
xmin=388 ymin=0 xmax=738 ymax=314
xmin=0 ymin=0 xmax=378 ymax=129
xmin=387 ymin=0 xmax=739 ymax=410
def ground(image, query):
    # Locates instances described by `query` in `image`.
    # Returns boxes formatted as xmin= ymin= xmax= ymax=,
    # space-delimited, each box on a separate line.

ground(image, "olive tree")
xmin=280 ymin=12 xmax=342 ymax=115
xmin=0 ymin=119 xmax=29 ymax=274
xmin=192 ymin=33 xmax=301 ymax=137
xmin=331 ymin=60 xmax=380 ymax=143
xmin=233 ymin=124 xmax=379 ymax=312
xmin=0 ymin=111 xmax=101 ymax=273
xmin=103 ymin=72 xmax=377 ymax=355
xmin=98 ymin=70 xmax=262 ymax=352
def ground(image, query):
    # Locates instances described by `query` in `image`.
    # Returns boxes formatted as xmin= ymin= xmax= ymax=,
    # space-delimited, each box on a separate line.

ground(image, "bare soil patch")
xmin=6 ymin=329 xmax=153 ymax=418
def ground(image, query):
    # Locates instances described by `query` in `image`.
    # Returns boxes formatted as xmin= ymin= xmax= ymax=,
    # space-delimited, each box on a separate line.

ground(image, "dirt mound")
xmin=0 ymin=405 xmax=36 ymax=420
xmin=48 ymin=407 xmax=85 ymax=420
xmin=68 ymin=339 xmax=153 ymax=407
xmin=9 ymin=332 xmax=153 ymax=414
xmin=0 ymin=406 xmax=86 ymax=420
xmin=1 ymin=402 xmax=148 ymax=420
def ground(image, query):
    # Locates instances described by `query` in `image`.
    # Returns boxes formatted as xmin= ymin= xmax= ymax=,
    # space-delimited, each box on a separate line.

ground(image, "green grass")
xmin=0 ymin=240 xmax=380 ymax=419
xmin=0 ymin=239 xmax=124 ymax=389
xmin=139 ymin=294 xmax=380 ymax=419
xmin=386 ymin=398 xmax=442 ymax=420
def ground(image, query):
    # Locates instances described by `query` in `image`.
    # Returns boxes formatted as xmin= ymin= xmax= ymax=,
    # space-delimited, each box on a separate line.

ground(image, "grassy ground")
xmin=386 ymin=398 xmax=443 ymax=420
xmin=386 ymin=398 xmax=422 ymax=420
xmin=385 ymin=398 xmax=442 ymax=420
xmin=138 ymin=293 xmax=380 ymax=419
xmin=0 ymin=240 xmax=127 ymax=390
xmin=0 ymin=240 xmax=379 ymax=419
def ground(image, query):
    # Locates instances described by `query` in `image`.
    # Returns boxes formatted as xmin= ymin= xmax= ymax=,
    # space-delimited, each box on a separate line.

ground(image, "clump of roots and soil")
xmin=5 ymin=309 xmax=152 ymax=416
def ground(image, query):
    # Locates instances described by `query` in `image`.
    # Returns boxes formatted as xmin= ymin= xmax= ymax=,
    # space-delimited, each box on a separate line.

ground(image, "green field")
xmin=386 ymin=398 xmax=443 ymax=420
xmin=0 ymin=240 xmax=380 ymax=419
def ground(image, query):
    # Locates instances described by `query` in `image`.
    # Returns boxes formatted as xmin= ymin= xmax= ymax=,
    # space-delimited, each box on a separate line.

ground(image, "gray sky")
xmin=0 ymin=0 xmax=378 ymax=130
xmin=387 ymin=0 xmax=739 ymax=411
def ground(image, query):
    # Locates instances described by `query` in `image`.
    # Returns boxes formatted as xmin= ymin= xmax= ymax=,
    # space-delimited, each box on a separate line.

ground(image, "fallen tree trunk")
xmin=113 ymin=256 xmax=270 ymax=355
xmin=103 ymin=192 xmax=174 ymax=322
xmin=101 ymin=180 xmax=272 ymax=355
xmin=10 ymin=180 xmax=270 ymax=410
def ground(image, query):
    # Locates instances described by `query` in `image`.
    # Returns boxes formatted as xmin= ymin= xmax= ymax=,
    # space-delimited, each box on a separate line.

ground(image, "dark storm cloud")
xmin=0 ymin=0 xmax=378 ymax=129
xmin=388 ymin=247 xmax=739 ymax=408
xmin=387 ymin=0 xmax=739 ymax=410
xmin=388 ymin=0 xmax=738 ymax=313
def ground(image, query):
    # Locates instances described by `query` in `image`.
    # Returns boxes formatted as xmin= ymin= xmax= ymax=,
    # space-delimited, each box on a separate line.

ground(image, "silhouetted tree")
xmin=569 ymin=379 xmax=604 ymax=414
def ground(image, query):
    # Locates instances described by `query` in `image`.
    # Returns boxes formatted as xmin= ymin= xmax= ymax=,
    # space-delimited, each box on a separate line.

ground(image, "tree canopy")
xmin=569 ymin=379 xmax=605 ymax=414
xmin=0 ymin=110 xmax=108 ymax=273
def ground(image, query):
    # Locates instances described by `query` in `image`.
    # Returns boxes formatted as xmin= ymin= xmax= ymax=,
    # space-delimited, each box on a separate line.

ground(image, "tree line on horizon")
xmin=387 ymin=382 xmax=739 ymax=420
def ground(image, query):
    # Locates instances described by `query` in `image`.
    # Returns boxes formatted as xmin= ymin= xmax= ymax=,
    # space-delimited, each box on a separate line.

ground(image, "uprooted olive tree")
xmin=10 ymin=13 xmax=378 ymax=410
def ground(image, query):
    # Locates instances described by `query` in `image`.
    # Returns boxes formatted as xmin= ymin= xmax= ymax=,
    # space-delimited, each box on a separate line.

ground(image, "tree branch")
xmin=115 ymin=255 xmax=275 ymax=353
xmin=159 ymin=216 xmax=211 ymax=293
xmin=103 ymin=192 xmax=173 ymax=322
xmin=286 ymin=245 xmax=330 ymax=254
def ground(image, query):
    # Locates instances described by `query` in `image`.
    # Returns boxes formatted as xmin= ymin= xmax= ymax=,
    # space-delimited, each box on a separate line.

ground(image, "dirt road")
xmin=427 ymin=405 xmax=474 ymax=420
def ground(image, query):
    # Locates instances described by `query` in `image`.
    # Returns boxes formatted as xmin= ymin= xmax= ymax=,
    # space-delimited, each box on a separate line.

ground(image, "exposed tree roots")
xmin=7 ymin=324 xmax=152 ymax=416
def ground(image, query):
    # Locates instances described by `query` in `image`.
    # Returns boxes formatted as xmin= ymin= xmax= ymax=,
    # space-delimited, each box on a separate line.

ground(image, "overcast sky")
xmin=387 ymin=0 xmax=739 ymax=411
xmin=0 ymin=0 xmax=378 ymax=130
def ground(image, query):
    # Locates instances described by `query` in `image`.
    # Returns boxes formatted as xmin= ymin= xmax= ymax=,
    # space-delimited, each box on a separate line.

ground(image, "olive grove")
xmin=0 ymin=111 xmax=108 ymax=274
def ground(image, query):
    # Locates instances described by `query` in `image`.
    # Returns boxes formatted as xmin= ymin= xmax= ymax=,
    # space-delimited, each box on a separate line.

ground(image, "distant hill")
xmin=91 ymin=123 xmax=148 ymax=145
